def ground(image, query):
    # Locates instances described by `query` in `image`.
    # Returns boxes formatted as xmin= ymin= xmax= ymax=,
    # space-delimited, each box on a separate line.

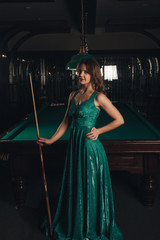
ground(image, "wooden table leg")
xmin=142 ymin=174 xmax=157 ymax=206
xmin=12 ymin=176 xmax=27 ymax=208
xmin=142 ymin=154 xmax=158 ymax=206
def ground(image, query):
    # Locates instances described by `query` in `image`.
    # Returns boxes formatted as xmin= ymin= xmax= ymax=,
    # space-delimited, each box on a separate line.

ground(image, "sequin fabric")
xmin=41 ymin=91 xmax=123 ymax=240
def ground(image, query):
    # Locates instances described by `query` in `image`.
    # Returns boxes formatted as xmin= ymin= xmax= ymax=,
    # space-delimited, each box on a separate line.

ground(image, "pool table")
xmin=0 ymin=102 xmax=160 ymax=207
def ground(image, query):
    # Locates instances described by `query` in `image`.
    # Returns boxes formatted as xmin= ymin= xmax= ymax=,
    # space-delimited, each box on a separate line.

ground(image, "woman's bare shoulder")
xmin=96 ymin=92 xmax=108 ymax=101
xmin=96 ymin=92 xmax=112 ymax=106
xmin=68 ymin=90 xmax=77 ymax=102
xmin=70 ymin=90 xmax=76 ymax=97
xmin=96 ymin=92 xmax=106 ymax=97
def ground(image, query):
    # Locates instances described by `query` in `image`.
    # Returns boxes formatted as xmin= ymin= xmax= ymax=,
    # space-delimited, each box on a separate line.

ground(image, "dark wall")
xmin=0 ymin=57 xmax=10 ymax=133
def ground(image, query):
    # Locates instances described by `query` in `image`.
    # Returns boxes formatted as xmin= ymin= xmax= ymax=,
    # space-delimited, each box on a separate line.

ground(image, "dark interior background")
xmin=0 ymin=2 xmax=160 ymax=240
xmin=0 ymin=0 xmax=160 ymax=133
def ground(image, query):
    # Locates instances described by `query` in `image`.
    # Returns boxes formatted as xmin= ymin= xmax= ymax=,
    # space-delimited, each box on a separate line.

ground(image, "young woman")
xmin=38 ymin=58 xmax=124 ymax=240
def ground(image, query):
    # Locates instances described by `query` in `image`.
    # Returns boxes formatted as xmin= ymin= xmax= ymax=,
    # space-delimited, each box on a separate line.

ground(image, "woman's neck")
xmin=80 ymin=84 xmax=94 ymax=95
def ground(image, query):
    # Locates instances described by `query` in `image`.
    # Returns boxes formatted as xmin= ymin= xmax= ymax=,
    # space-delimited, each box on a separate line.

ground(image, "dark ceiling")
xmin=0 ymin=0 xmax=160 ymax=52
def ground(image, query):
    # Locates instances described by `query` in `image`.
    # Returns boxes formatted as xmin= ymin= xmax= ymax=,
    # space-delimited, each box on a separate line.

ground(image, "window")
xmin=101 ymin=65 xmax=118 ymax=81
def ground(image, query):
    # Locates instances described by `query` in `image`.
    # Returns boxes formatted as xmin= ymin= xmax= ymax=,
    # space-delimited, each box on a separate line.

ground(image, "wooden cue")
xmin=29 ymin=73 xmax=53 ymax=238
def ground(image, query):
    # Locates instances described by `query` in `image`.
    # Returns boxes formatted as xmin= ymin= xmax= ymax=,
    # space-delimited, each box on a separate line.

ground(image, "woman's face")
xmin=78 ymin=64 xmax=91 ymax=86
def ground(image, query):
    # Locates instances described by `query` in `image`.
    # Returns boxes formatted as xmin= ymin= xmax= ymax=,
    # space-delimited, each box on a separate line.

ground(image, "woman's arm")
xmin=38 ymin=91 xmax=75 ymax=146
xmin=86 ymin=93 xmax=124 ymax=140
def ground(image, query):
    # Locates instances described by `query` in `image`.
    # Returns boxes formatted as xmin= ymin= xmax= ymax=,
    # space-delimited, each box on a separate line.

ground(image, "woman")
xmin=38 ymin=58 xmax=124 ymax=240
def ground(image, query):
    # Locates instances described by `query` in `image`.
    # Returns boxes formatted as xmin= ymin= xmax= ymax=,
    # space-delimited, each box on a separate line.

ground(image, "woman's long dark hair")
xmin=77 ymin=58 xmax=106 ymax=94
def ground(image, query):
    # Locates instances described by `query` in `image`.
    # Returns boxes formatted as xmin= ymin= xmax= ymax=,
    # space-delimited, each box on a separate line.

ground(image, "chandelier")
xmin=65 ymin=0 xmax=95 ymax=70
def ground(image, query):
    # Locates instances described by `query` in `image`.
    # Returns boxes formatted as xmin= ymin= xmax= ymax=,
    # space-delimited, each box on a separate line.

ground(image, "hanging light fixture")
xmin=65 ymin=0 xmax=95 ymax=70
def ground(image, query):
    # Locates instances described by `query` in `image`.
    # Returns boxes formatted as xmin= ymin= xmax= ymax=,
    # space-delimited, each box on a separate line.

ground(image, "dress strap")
xmin=72 ymin=90 xmax=79 ymax=99
xmin=90 ymin=91 xmax=98 ymax=100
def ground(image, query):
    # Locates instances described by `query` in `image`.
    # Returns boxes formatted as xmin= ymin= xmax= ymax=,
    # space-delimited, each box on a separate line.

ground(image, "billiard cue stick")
xmin=29 ymin=73 xmax=53 ymax=238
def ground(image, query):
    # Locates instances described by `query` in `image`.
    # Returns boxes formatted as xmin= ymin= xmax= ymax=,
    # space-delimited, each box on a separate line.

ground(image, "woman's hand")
xmin=86 ymin=127 xmax=99 ymax=140
xmin=37 ymin=137 xmax=53 ymax=147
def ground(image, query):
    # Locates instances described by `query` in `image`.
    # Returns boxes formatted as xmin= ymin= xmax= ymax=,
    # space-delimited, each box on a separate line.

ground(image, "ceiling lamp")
xmin=65 ymin=0 xmax=95 ymax=70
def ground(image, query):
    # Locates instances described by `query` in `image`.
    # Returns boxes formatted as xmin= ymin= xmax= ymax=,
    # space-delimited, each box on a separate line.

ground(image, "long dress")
xmin=41 ymin=91 xmax=123 ymax=240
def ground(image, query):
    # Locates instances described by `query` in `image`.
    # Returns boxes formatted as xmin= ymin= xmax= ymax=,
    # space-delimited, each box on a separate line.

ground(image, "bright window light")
xmin=101 ymin=65 xmax=118 ymax=81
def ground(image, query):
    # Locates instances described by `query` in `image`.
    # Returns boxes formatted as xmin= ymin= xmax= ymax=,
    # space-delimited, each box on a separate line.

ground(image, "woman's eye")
xmin=77 ymin=70 xmax=89 ymax=75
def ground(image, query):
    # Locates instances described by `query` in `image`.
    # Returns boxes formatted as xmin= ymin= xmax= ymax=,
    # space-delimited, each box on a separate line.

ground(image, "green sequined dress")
xmin=41 ymin=91 xmax=123 ymax=240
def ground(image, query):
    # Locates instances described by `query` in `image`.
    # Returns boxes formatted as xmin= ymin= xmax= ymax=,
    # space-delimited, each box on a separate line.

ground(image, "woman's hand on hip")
xmin=86 ymin=127 xmax=99 ymax=140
